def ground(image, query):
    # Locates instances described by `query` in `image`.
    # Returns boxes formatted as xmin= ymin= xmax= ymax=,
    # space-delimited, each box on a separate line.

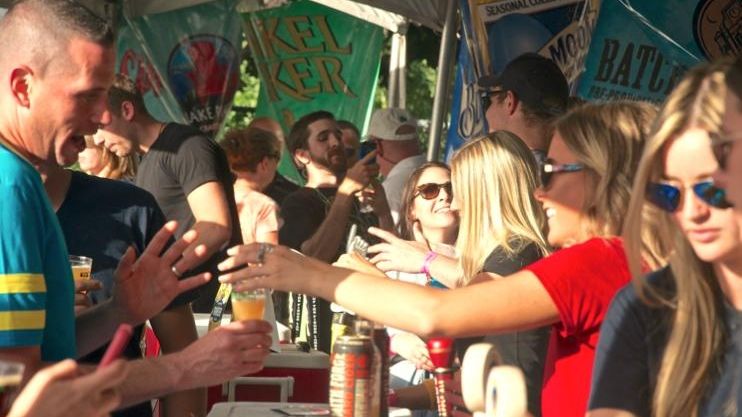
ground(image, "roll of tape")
xmin=486 ymin=366 xmax=527 ymax=417
xmin=461 ymin=343 xmax=501 ymax=412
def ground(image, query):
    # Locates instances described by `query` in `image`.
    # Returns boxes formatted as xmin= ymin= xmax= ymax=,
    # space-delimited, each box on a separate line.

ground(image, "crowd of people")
xmin=0 ymin=1 xmax=741 ymax=417
xmin=217 ymin=55 xmax=742 ymax=417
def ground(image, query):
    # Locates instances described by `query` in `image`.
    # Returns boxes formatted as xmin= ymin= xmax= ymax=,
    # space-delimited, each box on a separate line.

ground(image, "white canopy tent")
xmin=102 ymin=0 xmax=450 ymax=32
xmin=0 ymin=0 xmax=457 ymax=160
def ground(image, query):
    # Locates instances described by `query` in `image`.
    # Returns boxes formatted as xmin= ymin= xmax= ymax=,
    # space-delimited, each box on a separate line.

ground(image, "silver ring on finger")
xmin=171 ymin=265 xmax=183 ymax=278
xmin=257 ymin=243 xmax=274 ymax=264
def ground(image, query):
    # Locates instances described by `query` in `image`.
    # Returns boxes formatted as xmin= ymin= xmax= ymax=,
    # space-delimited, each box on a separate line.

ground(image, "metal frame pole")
xmin=426 ymin=0 xmax=457 ymax=162
xmin=388 ymin=32 xmax=401 ymax=108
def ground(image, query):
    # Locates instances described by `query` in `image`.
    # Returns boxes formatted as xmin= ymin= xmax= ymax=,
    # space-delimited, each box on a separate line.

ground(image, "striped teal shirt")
xmin=0 ymin=144 xmax=75 ymax=360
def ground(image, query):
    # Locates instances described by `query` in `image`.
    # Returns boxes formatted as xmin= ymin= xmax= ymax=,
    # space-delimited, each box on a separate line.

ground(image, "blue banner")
xmin=445 ymin=0 xmax=600 ymax=159
xmin=578 ymin=0 xmax=741 ymax=103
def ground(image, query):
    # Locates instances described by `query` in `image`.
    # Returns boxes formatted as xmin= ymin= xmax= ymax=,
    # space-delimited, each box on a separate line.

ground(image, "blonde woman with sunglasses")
xmin=589 ymin=62 xmax=742 ymax=417
xmin=217 ymin=101 xmax=657 ymax=417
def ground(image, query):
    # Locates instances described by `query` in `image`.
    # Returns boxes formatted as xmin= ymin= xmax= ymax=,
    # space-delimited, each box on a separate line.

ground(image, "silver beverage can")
xmin=330 ymin=335 xmax=375 ymax=417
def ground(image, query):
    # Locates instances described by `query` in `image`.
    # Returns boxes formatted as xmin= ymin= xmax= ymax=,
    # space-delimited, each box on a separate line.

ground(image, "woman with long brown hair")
xmin=381 ymin=161 xmax=458 ymax=387
xmin=589 ymin=62 xmax=742 ymax=417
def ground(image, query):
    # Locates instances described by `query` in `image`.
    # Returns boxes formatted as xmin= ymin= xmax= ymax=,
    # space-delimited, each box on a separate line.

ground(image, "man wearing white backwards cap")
xmin=367 ymin=108 xmax=426 ymax=223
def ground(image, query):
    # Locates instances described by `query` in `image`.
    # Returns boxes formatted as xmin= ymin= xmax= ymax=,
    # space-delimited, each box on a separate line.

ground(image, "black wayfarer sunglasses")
xmin=415 ymin=182 xmax=453 ymax=200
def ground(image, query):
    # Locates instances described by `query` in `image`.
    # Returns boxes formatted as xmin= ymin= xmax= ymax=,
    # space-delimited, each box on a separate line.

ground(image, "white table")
xmin=208 ymin=402 xmax=411 ymax=417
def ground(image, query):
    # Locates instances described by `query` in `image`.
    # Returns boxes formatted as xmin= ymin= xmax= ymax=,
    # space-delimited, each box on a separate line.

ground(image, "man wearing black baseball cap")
xmin=478 ymin=53 xmax=569 ymax=167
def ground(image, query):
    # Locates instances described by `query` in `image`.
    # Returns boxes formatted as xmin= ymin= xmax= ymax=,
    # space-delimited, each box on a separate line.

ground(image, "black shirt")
xmin=458 ymin=242 xmax=549 ymax=417
xmin=279 ymin=187 xmax=377 ymax=353
xmin=589 ymin=267 xmax=742 ymax=417
xmin=136 ymin=123 xmax=242 ymax=312
xmin=264 ymin=173 xmax=301 ymax=207
xmin=58 ymin=171 xmax=189 ymax=417
xmin=279 ymin=187 xmax=378 ymax=259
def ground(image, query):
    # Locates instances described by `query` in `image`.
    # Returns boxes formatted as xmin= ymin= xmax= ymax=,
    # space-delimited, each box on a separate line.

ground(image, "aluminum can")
xmin=330 ymin=335 xmax=375 ymax=417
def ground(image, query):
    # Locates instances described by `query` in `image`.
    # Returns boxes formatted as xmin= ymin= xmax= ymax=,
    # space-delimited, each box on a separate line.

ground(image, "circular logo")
xmin=693 ymin=0 xmax=741 ymax=60
xmin=167 ymin=34 xmax=240 ymax=134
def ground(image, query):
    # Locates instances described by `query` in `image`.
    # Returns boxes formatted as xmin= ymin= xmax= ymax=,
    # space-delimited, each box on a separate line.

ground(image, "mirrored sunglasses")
xmin=646 ymin=181 xmax=732 ymax=212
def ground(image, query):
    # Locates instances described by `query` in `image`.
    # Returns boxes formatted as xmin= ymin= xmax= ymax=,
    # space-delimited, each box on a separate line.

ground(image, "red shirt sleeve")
xmin=524 ymin=238 xmax=631 ymax=337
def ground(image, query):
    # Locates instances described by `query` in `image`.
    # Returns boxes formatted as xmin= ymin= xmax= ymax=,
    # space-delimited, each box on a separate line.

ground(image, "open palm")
xmin=112 ymin=221 xmax=211 ymax=325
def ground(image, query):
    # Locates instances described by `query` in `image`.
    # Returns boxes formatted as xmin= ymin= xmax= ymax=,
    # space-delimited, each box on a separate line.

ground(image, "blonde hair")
xmin=623 ymin=61 xmax=731 ymax=417
xmin=83 ymin=135 xmax=138 ymax=180
xmin=451 ymin=131 xmax=549 ymax=283
xmin=554 ymin=101 xmax=658 ymax=245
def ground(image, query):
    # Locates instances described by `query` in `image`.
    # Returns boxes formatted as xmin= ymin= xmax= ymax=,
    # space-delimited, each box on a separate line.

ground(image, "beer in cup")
xmin=231 ymin=288 xmax=268 ymax=321
xmin=69 ymin=255 xmax=93 ymax=282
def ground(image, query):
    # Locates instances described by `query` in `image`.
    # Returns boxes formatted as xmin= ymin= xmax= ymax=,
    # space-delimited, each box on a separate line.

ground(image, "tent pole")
xmin=426 ymin=0 xmax=457 ymax=162
xmin=389 ymin=33 xmax=400 ymax=108
xmin=398 ymin=32 xmax=407 ymax=109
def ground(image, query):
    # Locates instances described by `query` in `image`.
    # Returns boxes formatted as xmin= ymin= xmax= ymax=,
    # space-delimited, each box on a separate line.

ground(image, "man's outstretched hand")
xmin=112 ymin=221 xmax=211 ymax=325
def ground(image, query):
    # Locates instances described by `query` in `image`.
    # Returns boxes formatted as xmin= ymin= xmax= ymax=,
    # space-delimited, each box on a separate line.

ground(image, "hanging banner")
xmin=444 ymin=40 xmax=475 ymax=161
xmin=116 ymin=0 xmax=243 ymax=137
xmin=242 ymin=0 xmax=384 ymax=184
xmin=445 ymin=0 xmax=601 ymax=160
xmin=577 ymin=0 xmax=738 ymax=104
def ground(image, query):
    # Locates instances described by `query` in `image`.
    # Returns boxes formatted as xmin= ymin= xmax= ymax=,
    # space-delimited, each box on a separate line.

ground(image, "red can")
xmin=427 ymin=337 xmax=456 ymax=417
xmin=330 ymin=335 xmax=374 ymax=417
xmin=427 ymin=337 xmax=455 ymax=370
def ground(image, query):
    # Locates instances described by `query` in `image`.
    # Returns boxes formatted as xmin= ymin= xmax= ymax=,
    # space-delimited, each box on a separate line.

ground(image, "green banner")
xmin=242 ymin=0 xmax=384 ymax=183
xmin=116 ymin=0 xmax=243 ymax=137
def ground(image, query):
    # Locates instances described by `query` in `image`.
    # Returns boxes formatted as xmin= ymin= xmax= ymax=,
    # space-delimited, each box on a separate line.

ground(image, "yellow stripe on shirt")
xmin=0 ymin=311 xmax=45 ymax=331
xmin=0 ymin=274 xmax=47 ymax=294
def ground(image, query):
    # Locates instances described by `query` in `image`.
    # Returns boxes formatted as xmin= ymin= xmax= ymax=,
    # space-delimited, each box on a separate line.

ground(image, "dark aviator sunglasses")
xmin=646 ymin=181 xmax=731 ymax=212
xmin=415 ymin=182 xmax=453 ymax=200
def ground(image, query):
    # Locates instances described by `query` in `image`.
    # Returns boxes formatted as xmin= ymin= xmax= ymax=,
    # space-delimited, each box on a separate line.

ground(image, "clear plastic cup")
xmin=69 ymin=255 xmax=93 ymax=282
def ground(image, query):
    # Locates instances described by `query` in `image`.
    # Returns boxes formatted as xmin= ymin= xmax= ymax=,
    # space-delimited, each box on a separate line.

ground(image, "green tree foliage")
xmin=223 ymin=53 xmax=260 ymax=133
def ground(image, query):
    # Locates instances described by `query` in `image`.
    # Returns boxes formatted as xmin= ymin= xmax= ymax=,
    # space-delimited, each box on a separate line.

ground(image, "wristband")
xmin=421 ymin=251 xmax=438 ymax=277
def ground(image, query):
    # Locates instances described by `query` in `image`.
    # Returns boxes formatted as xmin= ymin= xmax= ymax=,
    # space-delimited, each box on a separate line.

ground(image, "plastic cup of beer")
xmin=231 ymin=288 xmax=267 ymax=321
xmin=69 ymin=255 xmax=93 ymax=282
xmin=0 ymin=360 xmax=24 ymax=413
